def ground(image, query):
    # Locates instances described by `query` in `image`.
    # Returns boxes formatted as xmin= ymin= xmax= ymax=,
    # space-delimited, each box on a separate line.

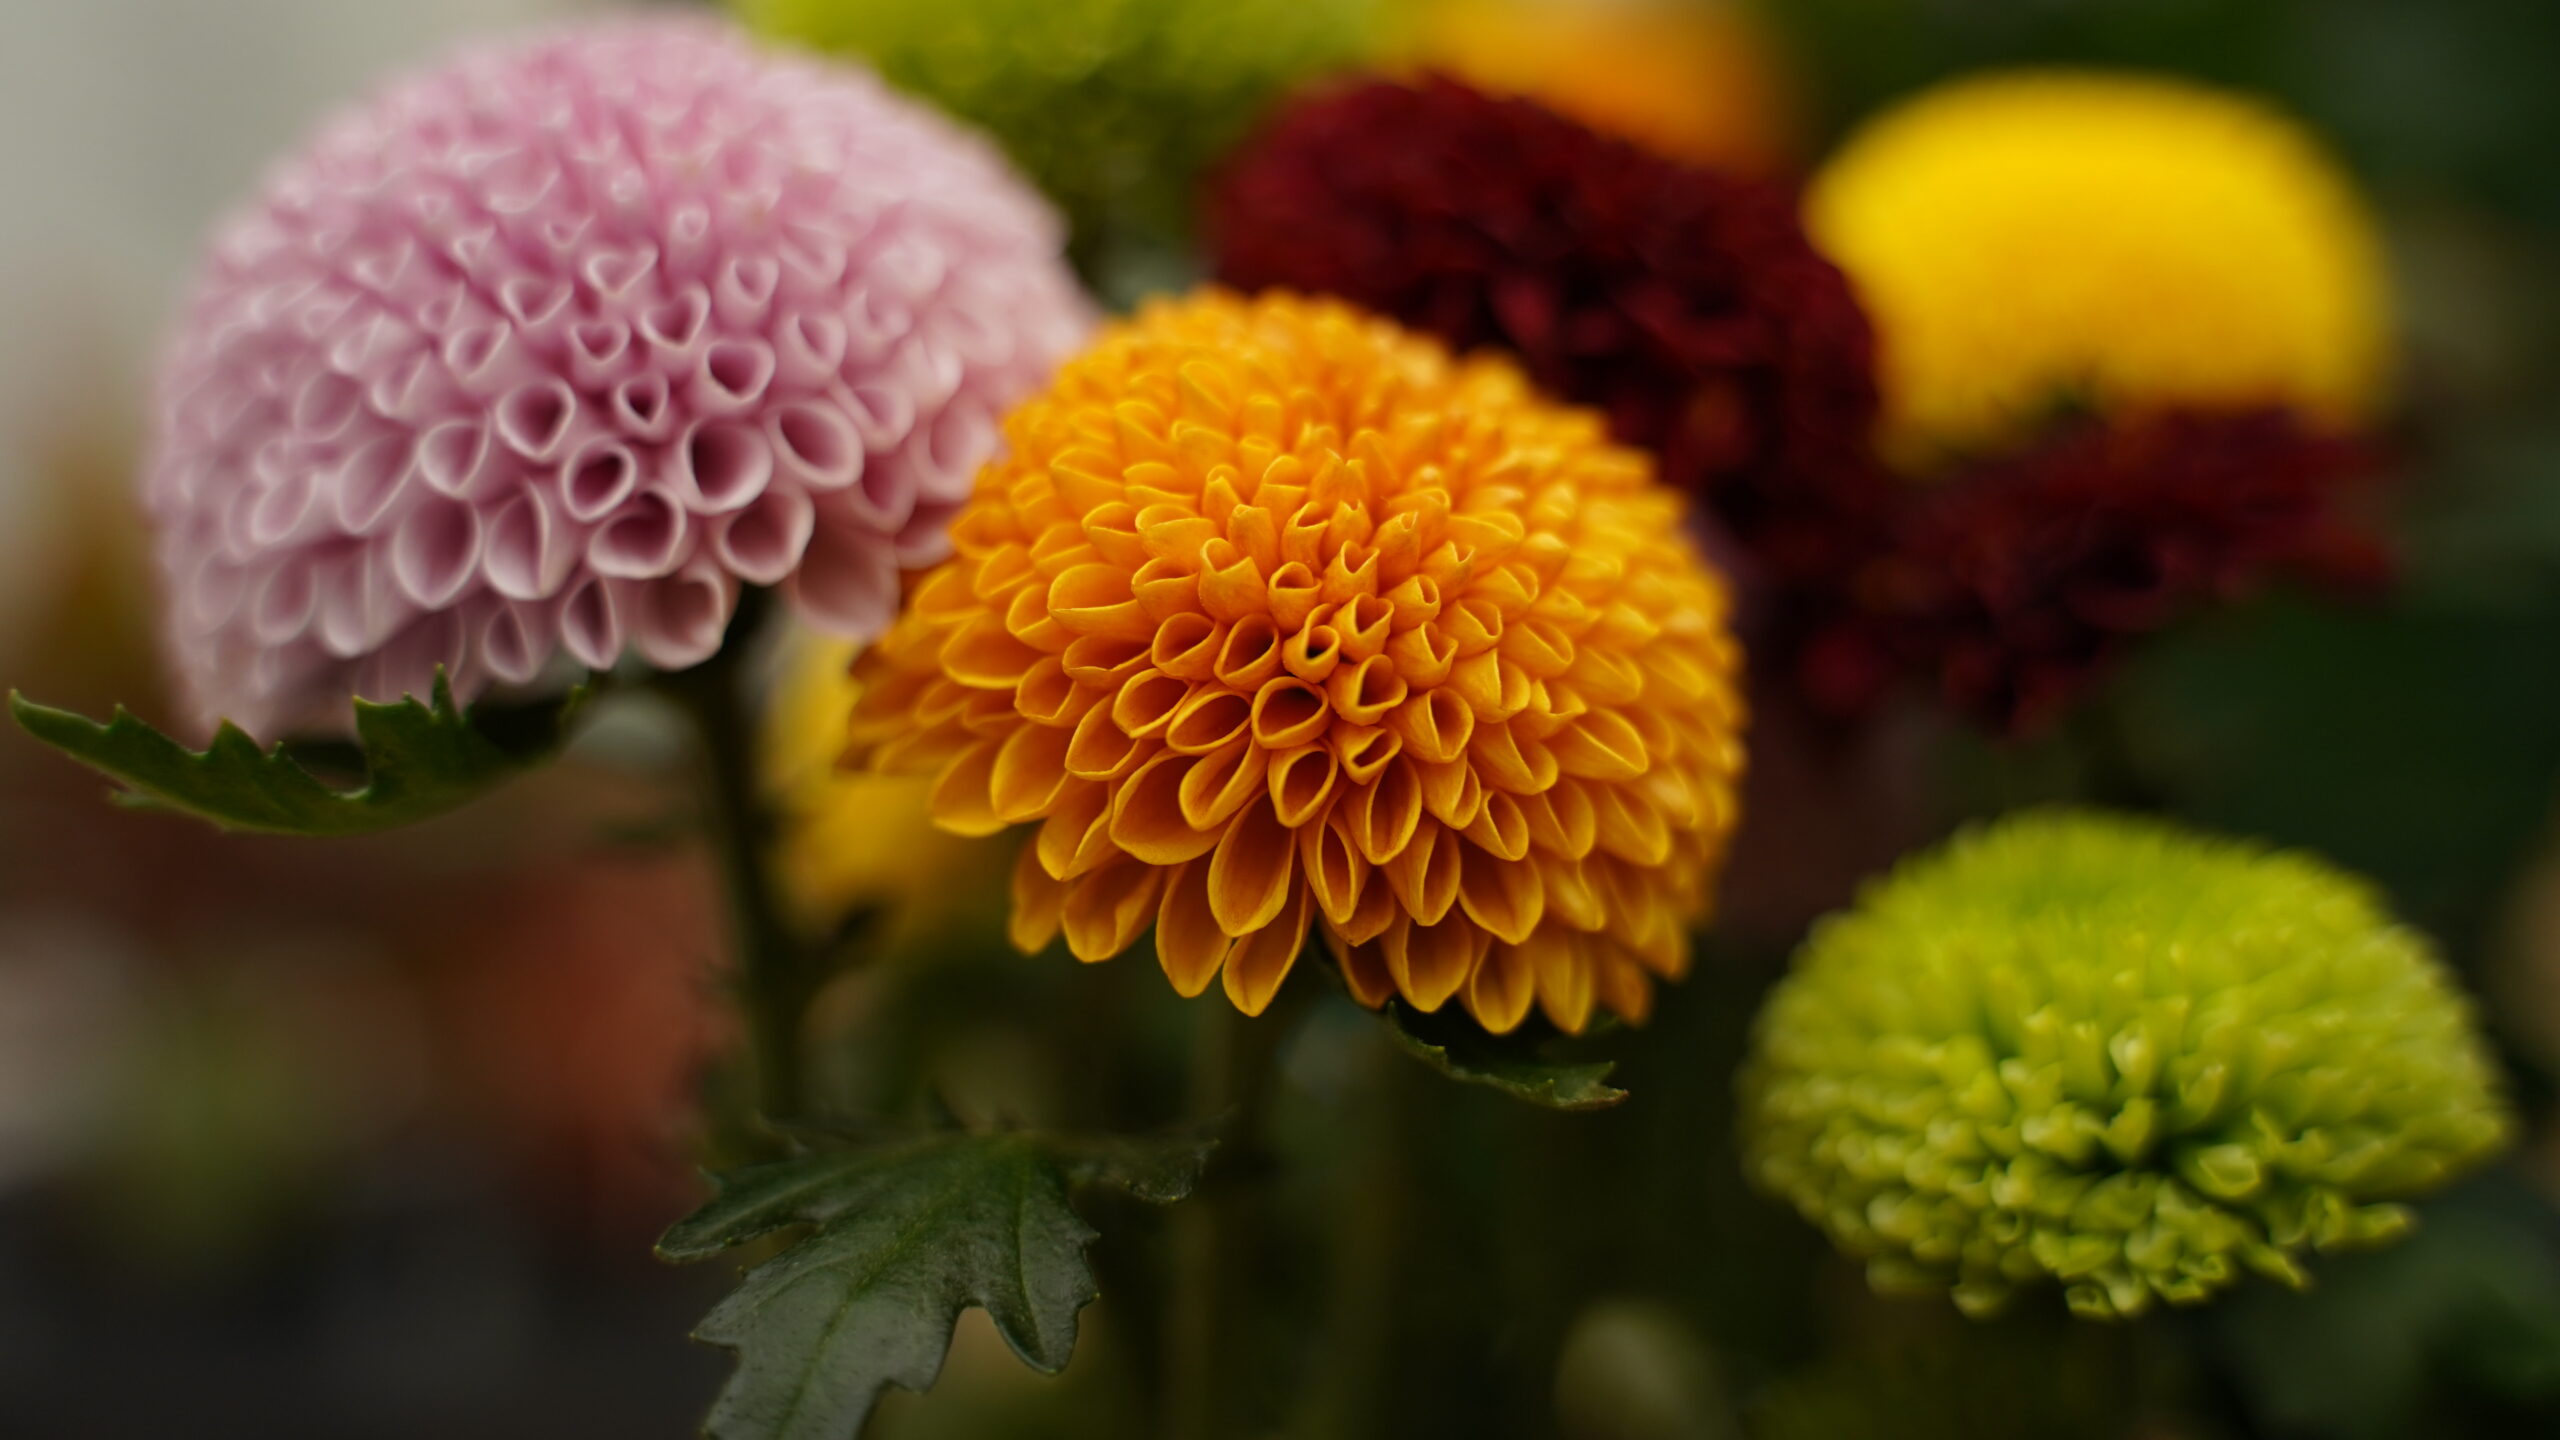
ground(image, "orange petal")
xmin=1251 ymin=676 xmax=1332 ymax=749
xmin=1036 ymin=780 xmax=1116 ymax=879
xmin=1267 ymin=743 xmax=1341 ymax=828
xmin=1111 ymin=751 xmax=1222 ymax=864
xmin=1151 ymin=611 xmax=1223 ymax=680
xmin=1524 ymin=778 xmax=1599 ymax=859
xmin=1208 ymin=796 xmax=1298 ymax=937
xmin=1155 ymin=858 xmax=1232 ymax=999
xmin=1448 ymin=650 xmax=1532 ymax=721
xmin=1267 ymin=561 xmax=1323 ymax=633
xmin=928 ymin=736 xmax=1010 ymax=837
xmin=941 ymin=613 xmax=1045 ymax=689
xmin=1328 ymin=722 xmax=1403 ymax=785
xmin=1049 ymin=562 xmax=1155 ymax=640
xmin=1325 ymin=653 xmax=1408 ymax=726
xmin=1165 ymin=687 xmax=1252 ymax=754
xmin=1111 ymin=668 xmax=1192 ymax=739
xmin=1178 ymin=736 xmax=1269 ymax=831
xmin=1299 ymin=802 xmax=1369 ymax=927
xmin=1064 ymin=701 xmax=1149 ymax=780
xmin=1346 ymin=756 xmax=1424 ymax=864
xmin=1014 ymin=656 xmax=1092 ymax=727
xmin=1324 ymin=927 xmax=1397 ymax=1010
xmin=1009 ymin=842 xmax=1067 ymax=954
xmin=1223 ymin=885 xmax=1311 ymax=1016
xmin=1470 ymin=719 xmax=1558 ymax=794
xmin=1062 ymin=633 xmax=1154 ymax=686
xmin=1529 ymin=930 xmax=1598 ymax=1035
xmin=1388 ymin=688 xmax=1474 ymax=766
xmin=1213 ymin=614 xmax=1284 ymax=689
xmin=1382 ymin=914 xmax=1485 ymax=1013
xmin=1060 ymin=857 xmax=1164 ymax=962
xmin=1384 ymin=819 xmax=1462 ymax=926
xmin=1456 ymin=840 xmax=1544 ymax=946
xmin=1593 ymin=950 xmax=1655 ymax=1026
xmin=1281 ymin=609 xmax=1344 ymax=683
xmin=1463 ymin=941 xmax=1536 ymax=1035
xmin=1463 ymin=791 xmax=1532 ymax=862
xmin=1550 ymin=708 xmax=1650 ymax=781
xmin=1337 ymin=865 xmax=1401 ymax=945
xmin=1418 ymin=755 xmax=1485 ymax=830
xmin=1590 ymin=783 xmax=1672 ymax=866
xmin=990 ymin=721 xmax=1075 ymax=823
xmin=1544 ymin=854 xmax=1606 ymax=931
xmin=1386 ymin=622 xmax=1458 ymax=689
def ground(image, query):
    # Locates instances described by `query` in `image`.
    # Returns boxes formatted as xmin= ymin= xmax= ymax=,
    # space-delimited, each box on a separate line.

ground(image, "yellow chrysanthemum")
xmin=1398 ymin=0 xmax=1797 ymax=172
xmin=1809 ymin=70 xmax=2391 ymax=467
xmin=846 ymin=291 xmax=1747 ymax=1032
xmin=764 ymin=634 xmax=1005 ymax=938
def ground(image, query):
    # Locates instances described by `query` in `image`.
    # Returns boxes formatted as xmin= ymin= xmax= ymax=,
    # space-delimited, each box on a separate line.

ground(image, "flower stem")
xmin=659 ymin=609 xmax=815 ymax=1126
xmin=1162 ymin=990 xmax=1293 ymax=1440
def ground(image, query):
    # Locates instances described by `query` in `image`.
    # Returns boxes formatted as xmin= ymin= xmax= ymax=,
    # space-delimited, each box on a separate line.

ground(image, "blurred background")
xmin=6 ymin=1 xmax=2560 ymax=1437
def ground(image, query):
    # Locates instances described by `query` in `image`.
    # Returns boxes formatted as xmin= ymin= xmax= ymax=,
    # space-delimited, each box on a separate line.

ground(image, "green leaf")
xmin=1381 ymin=1000 xmax=1628 ymax=1111
xmin=8 ymin=672 xmax=587 ymax=837
xmin=659 ymin=1128 xmax=1213 ymax=1440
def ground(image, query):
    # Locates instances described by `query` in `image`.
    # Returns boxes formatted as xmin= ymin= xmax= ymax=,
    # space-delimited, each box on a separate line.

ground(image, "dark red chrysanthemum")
xmin=1811 ymin=409 xmax=2388 ymax=733
xmin=1207 ymin=75 xmax=1883 ymax=584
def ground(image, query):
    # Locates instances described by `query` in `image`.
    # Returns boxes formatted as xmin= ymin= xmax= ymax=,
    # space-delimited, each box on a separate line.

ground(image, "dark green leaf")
xmin=8 ymin=673 xmax=587 ymax=837
xmin=659 ymin=1128 xmax=1212 ymax=1440
xmin=1381 ymin=1000 xmax=1627 ymax=1111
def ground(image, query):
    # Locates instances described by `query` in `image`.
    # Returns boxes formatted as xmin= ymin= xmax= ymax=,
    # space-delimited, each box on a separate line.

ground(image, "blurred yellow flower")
xmin=763 ymin=633 xmax=1005 ymax=938
xmin=1397 ymin=0 xmax=1796 ymax=172
xmin=1809 ymin=70 xmax=2391 ymax=468
xmin=845 ymin=290 xmax=1746 ymax=1032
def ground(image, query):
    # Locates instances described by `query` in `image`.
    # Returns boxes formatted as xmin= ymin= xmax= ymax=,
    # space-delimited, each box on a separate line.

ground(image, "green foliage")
xmin=1740 ymin=809 xmax=2513 ymax=1320
xmin=737 ymin=0 xmax=1379 ymax=280
xmin=8 ymin=674 xmax=586 ymax=837
xmin=1383 ymin=1000 xmax=1627 ymax=1112
xmin=660 ymin=1128 xmax=1213 ymax=1440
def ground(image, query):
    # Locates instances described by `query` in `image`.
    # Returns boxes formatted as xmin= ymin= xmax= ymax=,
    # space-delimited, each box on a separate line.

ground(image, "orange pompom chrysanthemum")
xmin=844 ymin=291 xmax=1746 ymax=1033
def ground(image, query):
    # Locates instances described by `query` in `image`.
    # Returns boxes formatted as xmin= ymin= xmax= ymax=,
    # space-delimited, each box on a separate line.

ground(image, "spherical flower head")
xmin=1740 ymin=811 xmax=2511 ymax=1321
xmin=845 ymin=291 xmax=1747 ymax=1033
xmin=1396 ymin=0 xmax=1799 ymax=173
xmin=146 ymin=19 xmax=1090 ymax=738
xmin=1207 ymin=77 xmax=1880 ymax=587
xmin=738 ymin=0 xmax=1379 ymax=270
xmin=1809 ymin=70 xmax=2391 ymax=468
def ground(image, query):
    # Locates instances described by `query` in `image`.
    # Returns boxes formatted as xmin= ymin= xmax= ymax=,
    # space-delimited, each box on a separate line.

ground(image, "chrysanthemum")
xmin=764 ymin=633 xmax=1005 ymax=937
xmin=1851 ymin=410 xmax=2387 ymax=730
xmin=1395 ymin=0 xmax=1798 ymax=173
xmin=737 ymin=0 xmax=1378 ymax=272
xmin=1741 ymin=811 xmax=2511 ymax=1320
xmin=1809 ymin=70 xmax=2391 ymax=467
xmin=1207 ymin=77 xmax=1879 ymax=588
xmin=146 ymin=19 xmax=1089 ymax=738
xmin=844 ymin=291 xmax=1747 ymax=1032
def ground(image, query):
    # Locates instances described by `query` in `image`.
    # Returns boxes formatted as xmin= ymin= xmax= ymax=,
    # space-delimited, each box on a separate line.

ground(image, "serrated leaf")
xmin=1382 ymin=1000 xmax=1628 ymax=1111
xmin=8 ymin=672 xmax=586 ymax=837
xmin=659 ymin=1129 xmax=1212 ymax=1440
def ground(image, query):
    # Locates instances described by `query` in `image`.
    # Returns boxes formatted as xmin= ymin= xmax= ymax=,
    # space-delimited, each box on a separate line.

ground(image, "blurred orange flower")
xmin=1397 ymin=0 xmax=1798 ymax=173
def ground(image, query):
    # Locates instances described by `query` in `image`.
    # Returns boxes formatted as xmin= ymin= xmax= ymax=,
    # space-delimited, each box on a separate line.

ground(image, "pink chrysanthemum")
xmin=146 ymin=19 xmax=1091 ymax=737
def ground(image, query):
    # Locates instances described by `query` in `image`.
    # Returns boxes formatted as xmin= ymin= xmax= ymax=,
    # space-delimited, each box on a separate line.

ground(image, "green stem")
xmin=660 ymin=613 xmax=816 ymax=1127
xmin=1162 ymin=990 xmax=1294 ymax=1440
xmin=1292 ymin=1024 xmax=1411 ymax=1440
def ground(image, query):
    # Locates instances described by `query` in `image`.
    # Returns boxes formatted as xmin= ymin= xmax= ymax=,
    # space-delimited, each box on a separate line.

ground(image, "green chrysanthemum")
xmin=738 ymin=0 xmax=1380 ymax=280
xmin=1740 ymin=810 xmax=2511 ymax=1321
